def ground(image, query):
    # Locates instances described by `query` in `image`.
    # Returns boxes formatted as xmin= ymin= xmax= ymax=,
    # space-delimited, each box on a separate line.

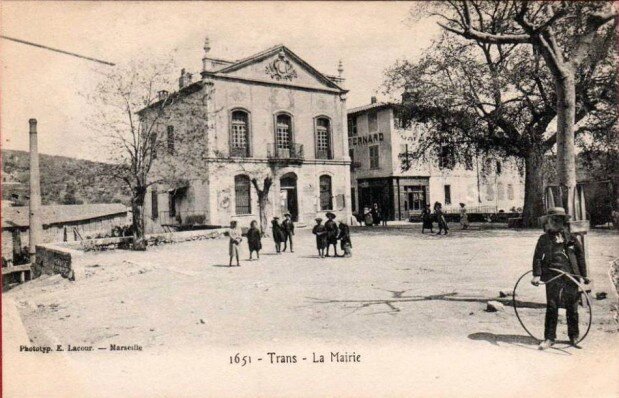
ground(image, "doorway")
xmin=280 ymin=172 xmax=298 ymax=221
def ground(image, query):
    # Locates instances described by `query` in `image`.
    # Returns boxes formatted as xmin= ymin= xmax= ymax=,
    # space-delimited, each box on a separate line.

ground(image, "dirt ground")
xmin=3 ymin=224 xmax=618 ymax=398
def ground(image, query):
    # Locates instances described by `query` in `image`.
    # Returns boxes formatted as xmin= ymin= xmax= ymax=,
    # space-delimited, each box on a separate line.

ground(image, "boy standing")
xmin=531 ymin=207 xmax=590 ymax=349
xmin=228 ymin=220 xmax=242 ymax=267
xmin=312 ymin=218 xmax=327 ymax=258
xmin=282 ymin=213 xmax=295 ymax=253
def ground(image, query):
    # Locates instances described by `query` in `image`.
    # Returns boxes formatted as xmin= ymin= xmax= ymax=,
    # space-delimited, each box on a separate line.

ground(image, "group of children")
xmin=420 ymin=202 xmax=470 ymax=235
xmin=228 ymin=212 xmax=351 ymax=267
xmin=228 ymin=219 xmax=268 ymax=266
xmin=312 ymin=212 xmax=352 ymax=258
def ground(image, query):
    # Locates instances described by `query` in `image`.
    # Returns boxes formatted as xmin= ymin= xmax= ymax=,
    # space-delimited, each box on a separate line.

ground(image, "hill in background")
xmin=2 ymin=149 xmax=130 ymax=206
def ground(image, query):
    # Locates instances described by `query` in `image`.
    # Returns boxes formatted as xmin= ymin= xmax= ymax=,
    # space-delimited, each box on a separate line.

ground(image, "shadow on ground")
xmin=306 ymin=289 xmax=546 ymax=316
xmin=468 ymin=332 xmax=538 ymax=346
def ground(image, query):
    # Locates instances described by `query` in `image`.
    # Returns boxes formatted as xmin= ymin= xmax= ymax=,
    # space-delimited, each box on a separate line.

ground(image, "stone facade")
xmin=348 ymin=102 xmax=525 ymax=220
xmin=142 ymin=43 xmax=351 ymax=232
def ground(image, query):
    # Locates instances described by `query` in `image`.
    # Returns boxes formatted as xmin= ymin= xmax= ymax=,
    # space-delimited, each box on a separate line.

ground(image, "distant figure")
xmin=371 ymin=203 xmax=381 ymax=226
xmin=228 ymin=220 xmax=242 ymax=267
xmin=312 ymin=218 xmax=327 ymax=258
xmin=281 ymin=213 xmax=295 ymax=252
xmin=459 ymin=203 xmax=469 ymax=230
xmin=337 ymin=219 xmax=352 ymax=257
xmin=247 ymin=220 xmax=262 ymax=260
xmin=363 ymin=207 xmax=373 ymax=227
xmin=324 ymin=212 xmax=339 ymax=257
xmin=421 ymin=204 xmax=433 ymax=234
xmin=381 ymin=203 xmax=388 ymax=226
xmin=434 ymin=202 xmax=449 ymax=235
xmin=271 ymin=217 xmax=285 ymax=254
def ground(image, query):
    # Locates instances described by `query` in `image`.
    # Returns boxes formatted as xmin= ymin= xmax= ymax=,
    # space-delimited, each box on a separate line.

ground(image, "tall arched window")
xmin=234 ymin=175 xmax=251 ymax=215
xmin=315 ymin=117 xmax=332 ymax=159
xmin=275 ymin=114 xmax=292 ymax=150
xmin=230 ymin=110 xmax=250 ymax=157
xmin=319 ymin=175 xmax=333 ymax=211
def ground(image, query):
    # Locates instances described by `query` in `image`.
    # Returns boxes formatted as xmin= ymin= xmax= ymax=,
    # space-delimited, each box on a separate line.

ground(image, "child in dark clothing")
xmin=312 ymin=218 xmax=327 ymax=258
xmin=247 ymin=220 xmax=262 ymax=260
xmin=271 ymin=217 xmax=285 ymax=254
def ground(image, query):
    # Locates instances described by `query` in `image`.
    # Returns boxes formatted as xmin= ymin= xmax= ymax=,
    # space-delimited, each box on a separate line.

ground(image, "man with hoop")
xmin=531 ymin=207 xmax=591 ymax=350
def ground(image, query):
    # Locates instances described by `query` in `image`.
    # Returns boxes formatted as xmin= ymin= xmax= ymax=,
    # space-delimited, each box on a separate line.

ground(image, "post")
xmin=28 ymin=118 xmax=42 ymax=263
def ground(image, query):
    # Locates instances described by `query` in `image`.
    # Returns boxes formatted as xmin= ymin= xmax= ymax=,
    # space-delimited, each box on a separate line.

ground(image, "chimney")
xmin=202 ymin=35 xmax=213 ymax=73
xmin=28 ymin=119 xmax=42 ymax=262
xmin=157 ymin=90 xmax=169 ymax=101
xmin=371 ymin=96 xmax=377 ymax=104
xmin=178 ymin=69 xmax=192 ymax=89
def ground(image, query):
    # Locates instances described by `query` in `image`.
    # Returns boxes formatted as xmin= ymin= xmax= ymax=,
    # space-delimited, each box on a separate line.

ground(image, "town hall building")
xmin=140 ymin=39 xmax=352 ymax=232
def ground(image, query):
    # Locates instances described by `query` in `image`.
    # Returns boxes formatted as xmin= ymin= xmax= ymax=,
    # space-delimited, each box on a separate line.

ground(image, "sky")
xmin=1 ymin=1 xmax=441 ymax=162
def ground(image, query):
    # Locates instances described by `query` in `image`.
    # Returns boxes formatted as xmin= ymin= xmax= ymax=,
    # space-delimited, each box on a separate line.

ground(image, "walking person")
xmin=421 ymin=204 xmax=433 ymax=234
xmin=281 ymin=213 xmax=295 ymax=253
xmin=434 ymin=202 xmax=449 ymax=235
xmin=337 ymin=219 xmax=352 ymax=257
xmin=459 ymin=202 xmax=469 ymax=230
xmin=324 ymin=212 xmax=339 ymax=257
xmin=312 ymin=218 xmax=327 ymax=258
xmin=271 ymin=217 xmax=285 ymax=254
xmin=247 ymin=220 xmax=262 ymax=260
xmin=531 ymin=207 xmax=590 ymax=350
xmin=228 ymin=220 xmax=242 ymax=267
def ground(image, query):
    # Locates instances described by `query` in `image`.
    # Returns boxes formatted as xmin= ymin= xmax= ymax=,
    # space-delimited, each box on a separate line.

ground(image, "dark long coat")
xmin=246 ymin=227 xmax=262 ymax=252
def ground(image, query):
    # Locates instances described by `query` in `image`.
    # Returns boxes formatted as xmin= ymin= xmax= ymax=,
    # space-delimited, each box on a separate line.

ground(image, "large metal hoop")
xmin=512 ymin=269 xmax=593 ymax=344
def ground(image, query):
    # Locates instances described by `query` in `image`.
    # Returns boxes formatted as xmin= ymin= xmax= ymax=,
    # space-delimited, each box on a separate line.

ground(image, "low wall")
xmin=33 ymin=228 xmax=228 ymax=281
xmin=34 ymin=244 xmax=84 ymax=281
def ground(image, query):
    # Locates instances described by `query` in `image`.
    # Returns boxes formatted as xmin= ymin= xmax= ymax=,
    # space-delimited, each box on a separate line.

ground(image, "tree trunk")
xmin=251 ymin=176 xmax=273 ymax=236
xmin=554 ymin=72 xmax=578 ymax=215
xmin=522 ymin=148 xmax=546 ymax=228
xmin=257 ymin=192 xmax=269 ymax=236
xmin=131 ymin=186 xmax=147 ymax=251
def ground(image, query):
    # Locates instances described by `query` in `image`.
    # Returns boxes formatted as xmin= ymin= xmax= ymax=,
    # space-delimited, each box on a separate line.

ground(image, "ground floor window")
xmin=234 ymin=175 xmax=252 ymax=215
xmin=351 ymin=188 xmax=356 ymax=213
xmin=444 ymin=185 xmax=451 ymax=205
xmin=319 ymin=175 xmax=333 ymax=210
xmin=151 ymin=190 xmax=158 ymax=220
xmin=405 ymin=185 xmax=426 ymax=211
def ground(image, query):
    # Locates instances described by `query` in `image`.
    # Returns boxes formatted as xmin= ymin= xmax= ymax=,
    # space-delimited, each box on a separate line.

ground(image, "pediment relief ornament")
xmin=265 ymin=51 xmax=298 ymax=81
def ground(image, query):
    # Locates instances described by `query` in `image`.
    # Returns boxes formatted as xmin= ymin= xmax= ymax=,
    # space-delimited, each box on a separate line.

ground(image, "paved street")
xmin=3 ymin=225 xmax=619 ymax=397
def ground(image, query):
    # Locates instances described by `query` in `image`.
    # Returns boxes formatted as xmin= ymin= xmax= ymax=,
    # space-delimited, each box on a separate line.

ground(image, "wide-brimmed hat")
xmin=273 ymin=216 xmax=280 ymax=220
xmin=545 ymin=207 xmax=571 ymax=219
xmin=325 ymin=212 xmax=336 ymax=219
xmin=284 ymin=212 xmax=291 ymax=217
xmin=315 ymin=217 xmax=323 ymax=222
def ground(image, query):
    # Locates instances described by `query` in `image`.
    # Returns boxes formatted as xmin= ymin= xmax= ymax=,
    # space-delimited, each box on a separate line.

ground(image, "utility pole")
xmin=28 ymin=119 xmax=43 ymax=263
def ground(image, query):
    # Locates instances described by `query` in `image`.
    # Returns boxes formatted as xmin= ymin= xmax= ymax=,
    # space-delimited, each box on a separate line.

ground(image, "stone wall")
xmin=33 ymin=228 xmax=227 ymax=281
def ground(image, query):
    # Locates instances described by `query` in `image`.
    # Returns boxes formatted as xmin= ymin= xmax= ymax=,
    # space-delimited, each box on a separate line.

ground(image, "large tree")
xmin=422 ymin=1 xmax=617 ymax=219
xmin=87 ymin=61 xmax=216 ymax=249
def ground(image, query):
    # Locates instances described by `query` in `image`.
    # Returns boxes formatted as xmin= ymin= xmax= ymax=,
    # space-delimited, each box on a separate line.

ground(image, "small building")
xmin=140 ymin=40 xmax=352 ymax=232
xmin=1 ymin=203 xmax=129 ymax=265
xmin=348 ymin=99 xmax=525 ymax=221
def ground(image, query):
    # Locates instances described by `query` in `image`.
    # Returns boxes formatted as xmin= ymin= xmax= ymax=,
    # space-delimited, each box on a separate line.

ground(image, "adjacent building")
xmin=348 ymin=99 xmax=525 ymax=221
xmin=141 ymin=40 xmax=352 ymax=232
xmin=1 ymin=203 xmax=129 ymax=265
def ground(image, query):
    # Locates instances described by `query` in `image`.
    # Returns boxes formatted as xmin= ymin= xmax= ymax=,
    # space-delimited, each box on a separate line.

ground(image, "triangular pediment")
xmin=214 ymin=46 xmax=343 ymax=92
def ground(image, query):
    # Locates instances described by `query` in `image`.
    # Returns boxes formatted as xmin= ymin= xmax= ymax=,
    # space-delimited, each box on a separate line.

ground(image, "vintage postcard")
xmin=1 ymin=1 xmax=618 ymax=397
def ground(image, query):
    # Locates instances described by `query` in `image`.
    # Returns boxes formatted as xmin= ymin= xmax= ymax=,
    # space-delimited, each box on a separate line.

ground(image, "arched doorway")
xmin=280 ymin=172 xmax=298 ymax=221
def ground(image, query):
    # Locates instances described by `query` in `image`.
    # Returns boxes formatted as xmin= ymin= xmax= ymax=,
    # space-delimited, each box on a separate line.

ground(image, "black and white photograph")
xmin=1 ymin=1 xmax=618 ymax=397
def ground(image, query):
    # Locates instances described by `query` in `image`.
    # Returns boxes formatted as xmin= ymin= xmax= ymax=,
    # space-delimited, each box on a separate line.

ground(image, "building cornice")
xmin=201 ymin=73 xmax=348 ymax=95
